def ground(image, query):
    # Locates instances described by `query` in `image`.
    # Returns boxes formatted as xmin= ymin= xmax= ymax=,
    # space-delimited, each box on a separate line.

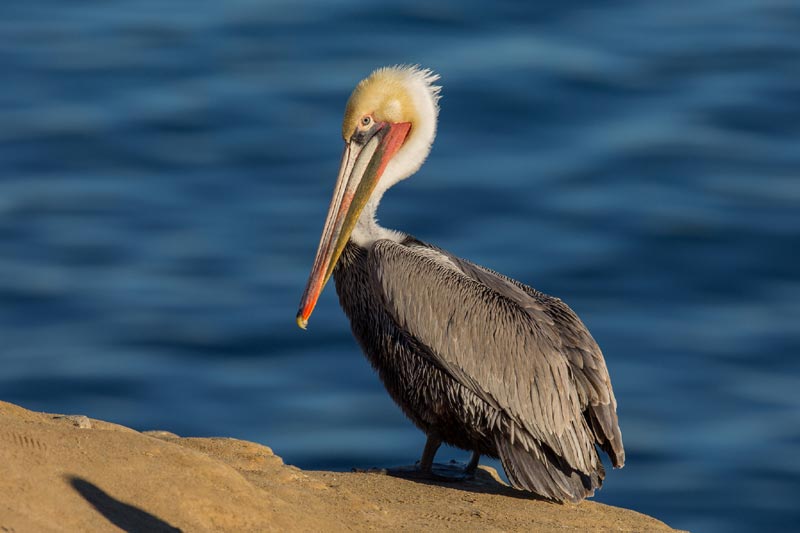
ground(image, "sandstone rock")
xmin=0 ymin=401 xmax=683 ymax=532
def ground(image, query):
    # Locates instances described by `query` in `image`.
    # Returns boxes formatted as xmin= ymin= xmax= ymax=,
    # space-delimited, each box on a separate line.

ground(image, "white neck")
xmin=351 ymin=67 xmax=440 ymax=247
xmin=351 ymin=196 xmax=405 ymax=246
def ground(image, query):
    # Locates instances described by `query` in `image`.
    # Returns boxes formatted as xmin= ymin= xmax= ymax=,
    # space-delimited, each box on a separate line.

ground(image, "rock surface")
xmin=0 ymin=401 xmax=682 ymax=532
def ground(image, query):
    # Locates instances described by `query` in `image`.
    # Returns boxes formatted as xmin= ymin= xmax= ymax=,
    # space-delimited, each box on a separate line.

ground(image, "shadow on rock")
xmin=359 ymin=461 xmax=553 ymax=502
xmin=67 ymin=475 xmax=182 ymax=533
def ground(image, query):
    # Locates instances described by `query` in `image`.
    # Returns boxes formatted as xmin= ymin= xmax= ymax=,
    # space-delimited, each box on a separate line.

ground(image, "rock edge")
xmin=0 ymin=401 xmax=683 ymax=532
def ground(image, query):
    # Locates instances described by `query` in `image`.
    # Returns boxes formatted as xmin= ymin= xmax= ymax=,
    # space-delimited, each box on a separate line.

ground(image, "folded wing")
xmin=369 ymin=239 xmax=624 ymax=485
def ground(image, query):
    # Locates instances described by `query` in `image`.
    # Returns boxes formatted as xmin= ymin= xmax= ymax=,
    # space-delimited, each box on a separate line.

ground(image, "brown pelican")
xmin=297 ymin=65 xmax=624 ymax=502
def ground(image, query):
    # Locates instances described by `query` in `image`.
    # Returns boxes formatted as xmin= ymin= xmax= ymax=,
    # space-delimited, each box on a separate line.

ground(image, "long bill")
xmin=296 ymin=121 xmax=411 ymax=329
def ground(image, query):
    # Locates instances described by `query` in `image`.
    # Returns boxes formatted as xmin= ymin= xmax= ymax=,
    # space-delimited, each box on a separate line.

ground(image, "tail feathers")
xmin=496 ymin=436 xmax=604 ymax=503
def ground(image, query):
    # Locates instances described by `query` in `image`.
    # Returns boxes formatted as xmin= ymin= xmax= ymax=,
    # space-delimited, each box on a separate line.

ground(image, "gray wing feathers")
xmin=448 ymin=253 xmax=625 ymax=468
xmin=548 ymin=300 xmax=625 ymax=467
xmin=370 ymin=240 xmax=608 ymax=475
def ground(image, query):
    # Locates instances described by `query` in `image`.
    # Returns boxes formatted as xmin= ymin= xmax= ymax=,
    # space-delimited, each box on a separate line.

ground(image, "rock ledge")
xmin=0 ymin=401 xmax=682 ymax=532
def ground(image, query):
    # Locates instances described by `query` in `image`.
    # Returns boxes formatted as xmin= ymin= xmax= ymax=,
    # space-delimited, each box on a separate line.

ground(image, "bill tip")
xmin=296 ymin=313 xmax=308 ymax=330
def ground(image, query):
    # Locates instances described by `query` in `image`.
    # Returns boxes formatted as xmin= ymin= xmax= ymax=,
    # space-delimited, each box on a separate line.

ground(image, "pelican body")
xmin=297 ymin=66 xmax=624 ymax=502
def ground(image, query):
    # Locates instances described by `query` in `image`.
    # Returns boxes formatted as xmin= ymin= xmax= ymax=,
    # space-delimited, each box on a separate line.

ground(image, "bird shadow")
xmin=66 ymin=475 xmax=182 ymax=533
xmin=355 ymin=461 xmax=557 ymax=503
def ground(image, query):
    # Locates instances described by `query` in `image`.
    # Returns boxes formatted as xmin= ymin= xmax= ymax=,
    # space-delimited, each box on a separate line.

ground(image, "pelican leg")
xmin=380 ymin=437 xmax=477 ymax=483
xmin=418 ymin=435 xmax=442 ymax=473
xmin=465 ymin=451 xmax=480 ymax=475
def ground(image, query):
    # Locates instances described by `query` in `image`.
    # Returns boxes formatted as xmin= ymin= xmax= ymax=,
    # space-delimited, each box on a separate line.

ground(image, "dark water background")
xmin=2 ymin=2 xmax=799 ymax=531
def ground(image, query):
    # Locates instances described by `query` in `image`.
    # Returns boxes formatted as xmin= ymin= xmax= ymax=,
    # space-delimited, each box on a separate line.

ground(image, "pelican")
xmin=297 ymin=65 xmax=624 ymax=502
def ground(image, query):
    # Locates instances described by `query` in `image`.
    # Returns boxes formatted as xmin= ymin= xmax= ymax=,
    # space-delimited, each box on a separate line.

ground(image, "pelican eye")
xmin=360 ymin=115 xmax=372 ymax=127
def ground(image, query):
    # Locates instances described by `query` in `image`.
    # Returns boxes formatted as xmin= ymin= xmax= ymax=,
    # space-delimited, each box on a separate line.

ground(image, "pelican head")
xmin=297 ymin=65 xmax=441 ymax=329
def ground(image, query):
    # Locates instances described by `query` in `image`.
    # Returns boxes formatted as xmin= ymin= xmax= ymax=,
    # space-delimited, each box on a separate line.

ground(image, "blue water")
xmin=1 ymin=2 xmax=799 ymax=531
